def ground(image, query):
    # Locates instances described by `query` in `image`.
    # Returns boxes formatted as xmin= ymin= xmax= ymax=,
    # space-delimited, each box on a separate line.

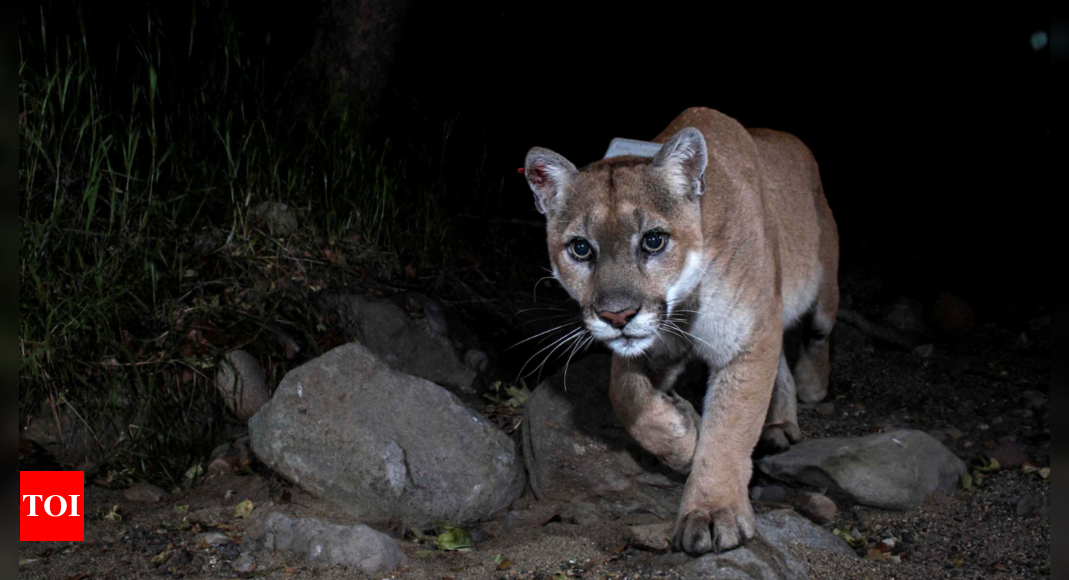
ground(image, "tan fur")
xmin=524 ymin=107 xmax=839 ymax=555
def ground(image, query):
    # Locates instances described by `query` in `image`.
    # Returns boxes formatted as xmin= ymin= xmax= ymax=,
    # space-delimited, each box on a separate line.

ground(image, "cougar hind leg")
xmin=794 ymin=278 xmax=838 ymax=404
xmin=760 ymin=350 xmax=802 ymax=452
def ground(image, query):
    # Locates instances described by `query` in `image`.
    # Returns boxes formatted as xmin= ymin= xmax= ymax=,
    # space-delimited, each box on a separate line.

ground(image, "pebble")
xmin=231 ymin=553 xmax=257 ymax=573
xmin=1015 ymin=495 xmax=1044 ymax=518
xmin=628 ymin=523 xmax=672 ymax=552
xmin=123 ymin=483 xmax=168 ymax=504
xmin=196 ymin=532 xmax=232 ymax=547
xmin=792 ymin=491 xmax=839 ymax=525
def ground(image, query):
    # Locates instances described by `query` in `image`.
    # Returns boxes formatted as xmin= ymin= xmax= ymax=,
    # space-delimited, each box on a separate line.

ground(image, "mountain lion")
xmin=523 ymin=107 xmax=839 ymax=554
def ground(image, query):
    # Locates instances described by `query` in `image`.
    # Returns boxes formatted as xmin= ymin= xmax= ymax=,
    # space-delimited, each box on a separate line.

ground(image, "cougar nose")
xmin=598 ymin=308 xmax=639 ymax=329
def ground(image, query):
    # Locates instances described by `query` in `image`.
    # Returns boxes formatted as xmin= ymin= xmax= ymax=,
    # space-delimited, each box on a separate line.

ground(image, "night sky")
xmin=41 ymin=2 xmax=1053 ymax=314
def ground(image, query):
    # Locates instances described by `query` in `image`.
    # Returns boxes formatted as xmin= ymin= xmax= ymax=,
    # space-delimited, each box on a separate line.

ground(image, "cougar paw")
xmin=759 ymin=422 xmax=802 ymax=454
xmin=672 ymin=506 xmax=757 ymax=555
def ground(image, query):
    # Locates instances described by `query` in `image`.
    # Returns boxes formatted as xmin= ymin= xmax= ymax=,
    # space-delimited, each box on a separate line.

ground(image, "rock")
xmin=913 ymin=344 xmax=935 ymax=359
xmin=758 ymin=510 xmax=857 ymax=557
xmin=123 ymin=483 xmax=168 ymax=504
xmin=629 ymin=523 xmax=673 ymax=552
xmin=231 ymin=553 xmax=257 ymax=573
xmin=791 ymin=491 xmax=838 ymax=525
xmin=885 ymin=300 xmax=927 ymax=335
xmin=249 ymin=343 xmax=524 ymax=527
xmin=757 ymin=430 xmax=966 ymax=511
xmin=1021 ymin=391 xmax=1048 ymax=409
xmin=196 ymin=532 xmax=232 ymax=547
xmin=215 ymin=350 xmax=270 ymax=421
xmin=318 ymin=294 xmax=483 ymax=393
xmin=246 ymin=512 xmax=407 ymax=574
xmin=816 ymin=402 xmax=836 ymax=417
xmin=522 ymin=355 xmax=686 ymax=520
xmin=984 ymin=441 xmax=1029 ymax=470
xmin=751 ymin=487 xmax=838 ymax=525
xmin=683 ymin=510 xmax=855 ymax=580
xmin=930 ymin=292 xmax=975 ymax=338
xmin=1013 ymin=332 xmax=1031 ymax=350
xmin=250 ymin=202 xmax=299 ymax=236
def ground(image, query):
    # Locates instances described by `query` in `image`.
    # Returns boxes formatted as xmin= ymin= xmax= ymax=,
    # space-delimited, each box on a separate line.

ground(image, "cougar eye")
xmin=641 ymin=231 xmax=668 ymax=254
xmin=569 ymin=238 xmax=594 ymax=261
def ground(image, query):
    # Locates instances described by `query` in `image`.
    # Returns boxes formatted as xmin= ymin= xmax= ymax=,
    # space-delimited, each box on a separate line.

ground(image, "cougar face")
xmin=525 ymin=128 xmax=709 ymax=358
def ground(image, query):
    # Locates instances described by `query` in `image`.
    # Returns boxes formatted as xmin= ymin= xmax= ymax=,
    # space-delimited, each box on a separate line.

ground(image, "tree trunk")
xmin=305 ymin=0 xmax=414 ymax=122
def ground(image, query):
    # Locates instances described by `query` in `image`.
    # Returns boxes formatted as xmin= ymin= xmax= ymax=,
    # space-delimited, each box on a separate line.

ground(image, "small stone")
xmin=1021 ymin=391 xmax=1048 ymax=409
xmin=464 ymin=349 xmax=490 ymax=372
xmin=791 ymin=491 xmax=838 ymax=525
xmin=1013 ymin=333 xmax=1031 ymax=350
xmin=913 ymin=344 xmax=935 ymax=359
xmin=196 ymin=532 xmax=232 ymax=547
xmin=231 ymin=553 xmax=257 ymax=573
xmin=817 ymin=402 xmax=836 ymax=417
xmin=216 ymin=350 xmax=270 ymax=421
xmin=250 ymin=202 xmax=299 ymax=236
xmin=246 ymin=512 xmax=407 ymax=574
xmin=207 ymin=458 xmax=232 ymax=475
xmin=944 ymin=427 xmax=965 ymax=441
xmin=629 ymin=523 xmax=672 ymax=552
xmin=1015 ymin=495 xmax=1044 ymax=518
xmin=984 ymin=442 xmax=1029 ymax=470
xmin=123 ymin=483 xmax=168 ymax=504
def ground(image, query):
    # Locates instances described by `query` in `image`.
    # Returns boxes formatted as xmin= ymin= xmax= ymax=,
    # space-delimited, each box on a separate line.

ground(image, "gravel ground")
xmin=19 ymin=285 xmax=1050 ymax=580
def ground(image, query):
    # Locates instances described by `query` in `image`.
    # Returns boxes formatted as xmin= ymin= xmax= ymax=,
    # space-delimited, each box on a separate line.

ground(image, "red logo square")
xmin=20 ymin=471 xmax=85 ymax=542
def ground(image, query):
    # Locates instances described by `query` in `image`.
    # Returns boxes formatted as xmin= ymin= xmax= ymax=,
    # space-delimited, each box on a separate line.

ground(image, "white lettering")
xmin=44 ymin=495 xmax=68 ymax=517
xmin=69 ymin=495 xmax=81 ymax=517
xmin=22 ymin=495 xmax=43 ymax=517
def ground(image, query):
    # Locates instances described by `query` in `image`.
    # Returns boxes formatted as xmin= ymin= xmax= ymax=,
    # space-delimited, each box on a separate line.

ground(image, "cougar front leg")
xmin=609 ymin=356 xmax=701 ymax=473
xmin=673 ymin=331 xmax=779 ymax=555
xmin=760 ymin=350 xmax=802 ymax=452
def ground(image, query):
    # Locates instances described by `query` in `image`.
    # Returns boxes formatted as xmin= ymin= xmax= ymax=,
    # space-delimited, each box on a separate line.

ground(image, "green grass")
xmin=18 ymin=2 xmax=470 ymax=486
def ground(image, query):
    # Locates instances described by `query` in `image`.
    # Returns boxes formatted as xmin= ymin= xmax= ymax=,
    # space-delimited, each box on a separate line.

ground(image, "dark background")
xmin=33 ymin=1 xmax=1053 ymax=316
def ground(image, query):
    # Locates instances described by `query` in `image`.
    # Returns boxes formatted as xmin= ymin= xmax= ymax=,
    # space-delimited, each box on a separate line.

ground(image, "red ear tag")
xmin=517 ymin=167 xmax=525 ymax=174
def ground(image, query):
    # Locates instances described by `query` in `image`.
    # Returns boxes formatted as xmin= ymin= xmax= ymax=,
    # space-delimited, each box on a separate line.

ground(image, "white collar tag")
xmin=603 ymin=138 xmax=663 ymax=159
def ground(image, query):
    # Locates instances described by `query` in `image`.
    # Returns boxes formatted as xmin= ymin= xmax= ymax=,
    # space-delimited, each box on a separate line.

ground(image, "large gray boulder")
xmin=757 ymin=430 xmax=966 ymax=511
xmin=247 ymin=512 xmax=407 ymax=574
xmin=249 ymin=343 xmax=525 ymax=527
xmin=318 ymin=294 xmax=485 ymax=394
xmin=522 ymin=356 xmax=686 ymax=520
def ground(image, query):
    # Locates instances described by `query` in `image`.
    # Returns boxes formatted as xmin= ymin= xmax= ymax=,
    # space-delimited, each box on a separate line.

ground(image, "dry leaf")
xmin=960 ymin=472 xmax=974 ymax=491
xmin=104 ymin=505 xmax=122 ymax=522
xmin=234 ymin=500 xmax=255 ymax=519
xmin=497 ymin=559 xmax=513 ymax=571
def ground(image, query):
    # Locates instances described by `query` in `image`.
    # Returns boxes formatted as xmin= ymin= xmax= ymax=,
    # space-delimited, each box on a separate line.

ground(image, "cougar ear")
xmin=652 ymin=127 xmax=708 ymax=198
xmin=525 ymin=147 xmax=578 ymax=215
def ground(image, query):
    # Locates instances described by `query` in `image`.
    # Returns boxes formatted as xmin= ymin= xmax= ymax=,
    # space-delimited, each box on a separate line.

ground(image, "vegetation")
xmin=17 ymin=2 xmax=497 ymax=486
